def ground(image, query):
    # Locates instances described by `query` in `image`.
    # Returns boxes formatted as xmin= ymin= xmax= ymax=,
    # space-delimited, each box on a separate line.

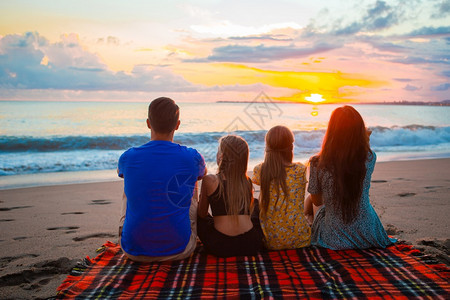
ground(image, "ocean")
xmin=1 ymin=99 xmax=449 ymax=189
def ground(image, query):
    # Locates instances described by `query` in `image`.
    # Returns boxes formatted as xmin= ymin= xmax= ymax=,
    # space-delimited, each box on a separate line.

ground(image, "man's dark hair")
xmin=148 ymin=97 xmax=180 ymax=134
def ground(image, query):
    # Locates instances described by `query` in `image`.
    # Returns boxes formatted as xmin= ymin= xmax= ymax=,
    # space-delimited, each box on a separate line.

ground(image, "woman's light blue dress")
xmin=308 ymin=151 xmax=395 ymax=250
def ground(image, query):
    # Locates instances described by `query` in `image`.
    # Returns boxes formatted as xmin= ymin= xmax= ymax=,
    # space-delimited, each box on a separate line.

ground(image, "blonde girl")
xmin=252 ymin=125 xmax=310 ymax=250
xmin=197 ymin=135 xmax=263 ymax=257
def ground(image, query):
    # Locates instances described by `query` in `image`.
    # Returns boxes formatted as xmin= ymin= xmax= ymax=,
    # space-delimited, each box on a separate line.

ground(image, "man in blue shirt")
xmin=118 ymin=97 xmax=206 ymax=261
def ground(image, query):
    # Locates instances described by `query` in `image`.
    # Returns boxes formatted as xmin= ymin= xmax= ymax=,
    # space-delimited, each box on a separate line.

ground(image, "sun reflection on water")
xmin=311 ymin=105 xmax=319 ymax=117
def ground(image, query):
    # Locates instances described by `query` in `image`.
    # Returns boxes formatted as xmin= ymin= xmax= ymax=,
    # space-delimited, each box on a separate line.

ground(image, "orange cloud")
xmin=176 ymin=63 xmax=388 ymax=103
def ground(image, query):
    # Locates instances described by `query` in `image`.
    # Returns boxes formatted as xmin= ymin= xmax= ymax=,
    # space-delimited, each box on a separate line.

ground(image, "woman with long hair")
xmin=252 ymin=125 xmax=310 ymax=250
xmin=197 ymin=135 xmax=263 ymax=257
xmin=305 ymin=105 xmax=395 ymax=249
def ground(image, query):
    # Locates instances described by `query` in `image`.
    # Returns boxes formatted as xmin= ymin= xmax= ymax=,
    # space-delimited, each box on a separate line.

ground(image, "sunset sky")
xmin=0 ymin=0 xmax=449 ymax=103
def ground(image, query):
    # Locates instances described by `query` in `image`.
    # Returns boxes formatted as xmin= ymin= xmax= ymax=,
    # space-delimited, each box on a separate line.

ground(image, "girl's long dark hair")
xmin=317 ymin=106 xmax=370 ymax=224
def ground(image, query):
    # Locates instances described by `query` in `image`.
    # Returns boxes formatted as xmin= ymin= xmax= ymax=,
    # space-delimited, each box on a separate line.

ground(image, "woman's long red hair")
xmin=317 ymin=106 xmax=370 ymax=224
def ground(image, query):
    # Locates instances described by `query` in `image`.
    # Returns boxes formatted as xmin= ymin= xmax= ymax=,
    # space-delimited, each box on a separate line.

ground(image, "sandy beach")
xmin=0 ymin=158 xmax=449 ymax=299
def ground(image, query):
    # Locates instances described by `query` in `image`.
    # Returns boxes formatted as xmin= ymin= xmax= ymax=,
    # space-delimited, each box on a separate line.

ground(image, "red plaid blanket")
xmin=56 ymin=242 xmax=449 ymax=299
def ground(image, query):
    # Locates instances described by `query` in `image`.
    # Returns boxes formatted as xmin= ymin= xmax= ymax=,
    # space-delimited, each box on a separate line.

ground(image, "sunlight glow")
xmin=305 ymin=93 xmax=326 ymax=103
xmin=176 ymin=63 xmax=386 ymax=103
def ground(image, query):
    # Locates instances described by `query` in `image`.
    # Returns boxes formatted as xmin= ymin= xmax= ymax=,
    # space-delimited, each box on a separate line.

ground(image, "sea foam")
xmin=1 ymin=125 xmax=449 ymax=175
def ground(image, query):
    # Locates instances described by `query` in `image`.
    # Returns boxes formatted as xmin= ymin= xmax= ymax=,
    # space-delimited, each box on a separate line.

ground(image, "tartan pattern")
xmin=57 ymin=242 xmax=449 ymax=299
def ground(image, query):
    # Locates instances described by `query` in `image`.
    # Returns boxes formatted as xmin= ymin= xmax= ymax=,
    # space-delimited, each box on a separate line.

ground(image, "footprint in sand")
xmin=38 ymin=278 xmax=51 ymax=285
xmin=0 ymin=257 xmax=76 ymax=289
xmin=73 ymin=233 xmax=115 ymax=242
xmin=371 ymin=180 xmax=387 ymax=183
xmin=417 ymin=239 xmax=450 ymax=265
xmin=425 ymin=186 xmax=442 ymax=189
xmin=394 ymin=178 xmax=412 ymax=181
xmin=397 ymin=192 xmax=416 ymax=197
xmin=418 ymin=239 xmax=450 ymax=253
xmin=0 ymin=206 xmax=33 ymax=211
xmin=13 ymin=237 xmax=28 ymax=241
xmin=424 ymin=186 xmax=445 ymax=193
xmin=0 ymin=254 xmax=39 ymax=268
xmin=61 ymin=212 xmax=85 ymax=215
xmin=385 ymin=224 xmax=403 ymax=235
xmin=47 ymin=226 xmax=80 ymax=231
xmin=90 ymin=200 xmax=112 ymax=205
xmin=0 ymin=219 xmax=15 ymax=222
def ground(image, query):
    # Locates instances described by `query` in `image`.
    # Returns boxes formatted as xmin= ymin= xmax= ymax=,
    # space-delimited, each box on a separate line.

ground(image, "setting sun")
xmin=305 ymin=94 xmax=326 ymax=103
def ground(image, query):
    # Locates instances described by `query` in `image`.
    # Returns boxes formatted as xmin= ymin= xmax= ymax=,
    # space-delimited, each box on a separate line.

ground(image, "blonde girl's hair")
xmin=217 ymin=135 xmax=253 ymax=219
xmin=260 ymin=126 xmax=294 ymax=217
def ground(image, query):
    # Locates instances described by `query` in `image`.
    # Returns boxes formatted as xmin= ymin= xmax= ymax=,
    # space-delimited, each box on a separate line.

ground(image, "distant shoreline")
xmin=1 ymin=99 xmax=449 ymax=106
xmin=216 ymin=100 xmax=450 ymax=106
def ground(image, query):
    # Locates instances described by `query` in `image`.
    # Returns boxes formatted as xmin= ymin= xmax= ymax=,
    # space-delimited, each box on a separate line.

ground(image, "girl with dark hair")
xmin=305 ymin=106 xmax=395 ymax=250
xmin=197 ymin=135 xmax=263 ymax=257
xmin=252 ymin=126 xmax=310 ymax=250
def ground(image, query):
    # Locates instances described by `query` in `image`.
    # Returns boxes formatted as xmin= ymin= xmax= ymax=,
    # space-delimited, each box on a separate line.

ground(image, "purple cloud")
xmin=391 ymin=56 xmax=450 ymax=65
xmin=229 ymin=34 xmax=293 ymax=42
xmin=430 ymin=83 xmax=450 ymax=91
xmin=0 ymin=32 xmax=200 ymax=92
xmin=394 ymin=78 xmax=413 ymax=82
xmin=404 ymin=84 xmax=421 ymax=91
xmin=432 ymin=0 xmax=450 ymax=18
xmin=333 ymin=0 xmax=400 ymax=35
xmin=186 ymin=43 xmax=337 ymax=63
xmin=408 ymin=26 xmax=450 ymax=36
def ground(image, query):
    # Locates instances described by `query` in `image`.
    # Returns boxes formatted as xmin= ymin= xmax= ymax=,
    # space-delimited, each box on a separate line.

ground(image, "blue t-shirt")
xmin=118 ymin=140 xmax=206 ymax=257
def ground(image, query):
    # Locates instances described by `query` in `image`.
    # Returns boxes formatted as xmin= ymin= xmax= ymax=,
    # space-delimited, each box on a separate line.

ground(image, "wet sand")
xmin=0 ymin=158 xmax=449 ymax=299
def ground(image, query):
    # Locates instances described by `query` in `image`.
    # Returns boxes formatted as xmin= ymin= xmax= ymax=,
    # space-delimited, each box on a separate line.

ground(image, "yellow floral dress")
xmin=252 ymin=162 xmax=310 ymax=250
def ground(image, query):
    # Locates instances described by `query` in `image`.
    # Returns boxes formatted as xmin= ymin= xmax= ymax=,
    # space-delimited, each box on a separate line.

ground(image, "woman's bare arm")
xmin=198 ymin=175 xmax=215 ymax=218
